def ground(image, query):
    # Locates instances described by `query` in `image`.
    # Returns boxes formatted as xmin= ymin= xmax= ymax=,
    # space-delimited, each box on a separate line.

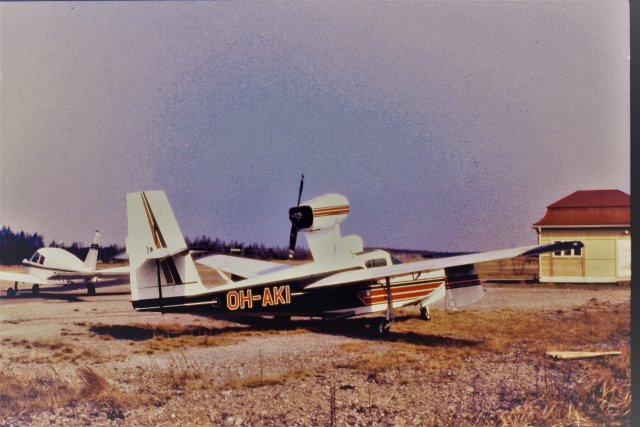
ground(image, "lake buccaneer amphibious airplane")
xmin=0 ymin=230 xmax=129 ymax=297
xmin=126 ymin=183 xmax=582 ymax=333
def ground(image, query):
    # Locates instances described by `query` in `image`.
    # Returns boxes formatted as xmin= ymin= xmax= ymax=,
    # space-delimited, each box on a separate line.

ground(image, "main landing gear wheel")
xmin=32 ymin=284 xmax=40 ymax=296
xmin=87 ymin=284 xmax=96 ymax=296
xmin=378 ymin=276 xmax=395 ymax=335
xmin=420 ymin=306 xmax=431 ymax=321
xmin=379 ymin=319 xmax=393 ymax=335
xmin=7 ymin=281 xmax=18 ymax=298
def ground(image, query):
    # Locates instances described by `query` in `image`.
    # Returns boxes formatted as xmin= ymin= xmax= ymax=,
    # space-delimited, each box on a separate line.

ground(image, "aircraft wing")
xmin=0 ymin=271 xmax=45 ymax=284
xmin=196 ymin=255 xmax=291 ymax=279
xmin=47 ymin=265 xmax=130 ymax=281
xmin=306 ymin=241 xmax=583 ymax=289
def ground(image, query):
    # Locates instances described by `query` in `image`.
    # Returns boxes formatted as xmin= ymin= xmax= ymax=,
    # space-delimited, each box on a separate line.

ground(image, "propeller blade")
xmin=296 ymin=174 xmax=304 ymax=207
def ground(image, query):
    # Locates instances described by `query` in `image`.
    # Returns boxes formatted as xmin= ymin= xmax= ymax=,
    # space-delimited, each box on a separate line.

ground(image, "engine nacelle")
xmin=289 ymin=193 xmax=362 ymax=261
xmin=289 ymin=193 xmax=350 ymax=232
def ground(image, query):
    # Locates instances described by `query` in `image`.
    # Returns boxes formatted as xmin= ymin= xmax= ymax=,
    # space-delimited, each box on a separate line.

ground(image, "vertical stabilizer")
xmin=126 ymin=191 xmax=208 ymax=307
xmin=84 ymin=230 xmax=101 ymax=271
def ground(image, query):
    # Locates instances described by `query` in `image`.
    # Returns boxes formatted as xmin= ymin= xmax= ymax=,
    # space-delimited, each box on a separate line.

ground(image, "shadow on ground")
xmin=90 ymin=323 xmax=257 ymax=341
xmin=88 ymin=314 xmax=481 ymax=348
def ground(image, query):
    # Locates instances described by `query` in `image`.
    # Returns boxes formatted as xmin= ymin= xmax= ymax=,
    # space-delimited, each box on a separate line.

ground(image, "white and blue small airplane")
xmin=0 ymin=230 xmax=129 ymax=297
xmin=125 ymin=177 xmax=582 ymax=333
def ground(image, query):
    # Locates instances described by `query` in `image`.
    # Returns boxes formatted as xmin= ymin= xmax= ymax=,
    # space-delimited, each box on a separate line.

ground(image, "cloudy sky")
xmin=0 ymin=2 xmax=629 ymax=252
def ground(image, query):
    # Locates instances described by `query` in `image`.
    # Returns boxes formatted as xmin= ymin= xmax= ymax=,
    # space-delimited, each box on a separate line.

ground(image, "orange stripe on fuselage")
xmin=364 ymin=289 xmax=435 ymax=305
xmin=357 ymin=281 xmax=444 ymax=306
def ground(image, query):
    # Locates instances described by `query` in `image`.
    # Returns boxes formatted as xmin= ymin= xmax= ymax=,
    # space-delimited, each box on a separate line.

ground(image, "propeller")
xmin=288 ymin=174 xmax=304 ymax=259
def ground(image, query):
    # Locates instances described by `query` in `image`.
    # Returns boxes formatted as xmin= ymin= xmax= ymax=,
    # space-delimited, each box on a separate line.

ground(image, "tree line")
xmin=0 ymin=227 xmax=311 ymax=266
xmin=0 ymin=227 xmax=461 ymax=266
xmin=185 ymin=235 xmax=311 ymax=261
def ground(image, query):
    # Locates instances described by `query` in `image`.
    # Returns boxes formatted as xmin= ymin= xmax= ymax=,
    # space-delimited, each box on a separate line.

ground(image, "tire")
xmin=378 ymin=319 xmax=391 ymax=335
xmin=32 ymin=284 xmax=40 ymax=296
xmin=7 ymin=288 xmax=16 ymax=298
xmin=87 ymin=284 xmax=96 ymax=296
xmin=420 ymin=306 xmax=431 ymax=321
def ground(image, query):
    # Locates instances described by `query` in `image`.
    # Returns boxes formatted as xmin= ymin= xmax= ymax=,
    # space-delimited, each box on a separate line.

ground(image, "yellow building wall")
xmin=538 ymin=227 xmax=630 ymax=283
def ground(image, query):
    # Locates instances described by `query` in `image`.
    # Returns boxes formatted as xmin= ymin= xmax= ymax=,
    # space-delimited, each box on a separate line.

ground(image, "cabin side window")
xmin=365 ymin=258 xmax=388 ymax=268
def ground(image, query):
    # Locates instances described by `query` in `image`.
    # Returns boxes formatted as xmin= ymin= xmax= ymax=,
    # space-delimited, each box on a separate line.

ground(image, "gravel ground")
xmin=0 ymin=281 xmax=630 ymax=426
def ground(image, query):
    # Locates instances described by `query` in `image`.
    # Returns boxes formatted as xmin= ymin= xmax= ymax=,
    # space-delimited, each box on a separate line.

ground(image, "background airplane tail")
xmin=84 ymin=230 xmax=101 ymax=271
xmin=126 ymin=191 xmax=207 ymax=306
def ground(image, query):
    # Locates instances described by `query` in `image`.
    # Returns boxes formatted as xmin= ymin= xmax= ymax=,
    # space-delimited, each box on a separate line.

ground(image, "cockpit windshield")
xmin=30 ymin=252 xmax=39 ymax=262
xmin=390 ymin=255 xmax=403 ymax=265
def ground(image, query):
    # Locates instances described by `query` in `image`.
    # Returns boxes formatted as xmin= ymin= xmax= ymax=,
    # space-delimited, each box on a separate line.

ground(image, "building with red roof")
xmin=533 ymin=190 xmax=630 ymax=283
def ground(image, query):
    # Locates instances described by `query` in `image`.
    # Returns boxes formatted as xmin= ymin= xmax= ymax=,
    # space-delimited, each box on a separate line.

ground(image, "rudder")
xmin=84 ymin=230 xmax=101 ymax=271
xmin=126 ymin=191 xmax=207 ymax=308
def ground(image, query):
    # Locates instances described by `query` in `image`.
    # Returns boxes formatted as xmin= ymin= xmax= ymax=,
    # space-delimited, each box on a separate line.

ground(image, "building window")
xmin=553 ymin=241 xmax=582 ymax=257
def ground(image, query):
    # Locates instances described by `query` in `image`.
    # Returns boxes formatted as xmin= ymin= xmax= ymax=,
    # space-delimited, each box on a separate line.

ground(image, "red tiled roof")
xmin=533 ymin=190 xmax=630 ymax=227
xmin=548 ymin=190 xmax=629 ymax=208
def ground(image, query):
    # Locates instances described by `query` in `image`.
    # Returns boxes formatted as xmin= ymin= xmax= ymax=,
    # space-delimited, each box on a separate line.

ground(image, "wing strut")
xmin=379 ymin=277 xmax=395 ymax=334
xmin=156 ymin=260 xmax=164 ymax=312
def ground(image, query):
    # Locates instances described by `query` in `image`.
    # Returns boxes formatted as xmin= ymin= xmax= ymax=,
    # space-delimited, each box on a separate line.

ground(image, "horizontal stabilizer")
xmin=196 ymin=255 xmax=291 ymax=280
xmin=142 ymin=247 xmax=191 ymax=261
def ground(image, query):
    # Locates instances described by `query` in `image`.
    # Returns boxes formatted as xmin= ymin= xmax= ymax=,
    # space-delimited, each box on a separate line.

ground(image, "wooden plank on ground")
xmin=546 ymin=351 xmax=621 ymax=360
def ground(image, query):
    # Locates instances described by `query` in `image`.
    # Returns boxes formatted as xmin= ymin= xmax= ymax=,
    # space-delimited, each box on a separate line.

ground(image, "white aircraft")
xmin=125 ymin=182 xmax=582 ymax=333
xmin=1 ymin=230 xmax=129 ymax=297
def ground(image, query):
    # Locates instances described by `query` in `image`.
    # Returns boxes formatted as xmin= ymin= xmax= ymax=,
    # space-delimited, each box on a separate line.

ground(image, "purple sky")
xmin=0 ymin=2 xmax=629 ymax=252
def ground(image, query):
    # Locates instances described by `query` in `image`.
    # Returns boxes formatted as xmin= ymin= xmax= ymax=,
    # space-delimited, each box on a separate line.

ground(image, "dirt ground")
xmin=0 ymin=271 xmax=631 ymax=426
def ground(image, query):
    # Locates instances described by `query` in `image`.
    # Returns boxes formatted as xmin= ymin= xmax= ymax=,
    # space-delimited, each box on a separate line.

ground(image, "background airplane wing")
xmin=196 ymin=254 xmax=291 ymax=279
xmin=0 ymin=271 xmax=45 ymax=284
xmin=47 ymin=266 xmax=130 ymax=281
xmin=306 ymin=241 xmax=583 ymax=289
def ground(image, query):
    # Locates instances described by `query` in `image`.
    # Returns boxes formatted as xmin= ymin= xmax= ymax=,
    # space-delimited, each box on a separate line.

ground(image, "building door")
xmin=616 ymin=239 xmax=631 ymax=279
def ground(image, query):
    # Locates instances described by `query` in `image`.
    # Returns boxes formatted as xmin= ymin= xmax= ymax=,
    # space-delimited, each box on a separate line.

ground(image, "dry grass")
xmin=85 ymin=321 xmax=306 ymax=355
xmin=2 ymin=337 xmax=120 ymax=364
xmin=221 ymin=368 xmax=313 ymax=390
xmin=0 ymin=366 xmax=149 ymax=418
xmin=343 ymin=301 xmax=631 ymax=426
xmin=495 ymin=355 xmax=631 ymax=426
xmin=0 ymin=293 xmax=629 ymax=425
xmin=0 ymin=368 xmax=76 ymax=416
xmin=394 ymin=300 xmax=629 ymax=355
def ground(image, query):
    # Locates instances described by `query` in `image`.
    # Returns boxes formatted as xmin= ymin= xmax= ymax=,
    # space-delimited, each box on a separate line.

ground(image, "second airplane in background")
xmin=1 ymin=231 xmax=129 ymax=297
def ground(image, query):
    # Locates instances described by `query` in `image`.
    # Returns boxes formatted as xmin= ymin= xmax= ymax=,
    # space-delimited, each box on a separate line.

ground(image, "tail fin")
xmin=125 ymin=191 xmax=207 ymax=308
xmin=84 ymin=230 xmax=101 ymax=271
